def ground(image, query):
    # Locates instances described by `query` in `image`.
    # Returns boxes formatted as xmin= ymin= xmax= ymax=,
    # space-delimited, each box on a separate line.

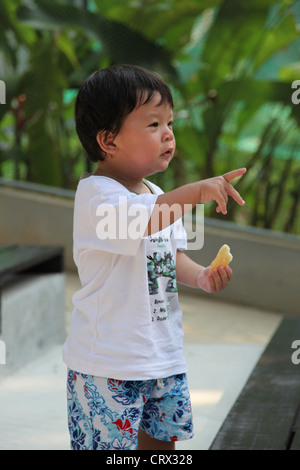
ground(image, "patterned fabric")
xmin=67 ymin=370 xmax=194 ymax=450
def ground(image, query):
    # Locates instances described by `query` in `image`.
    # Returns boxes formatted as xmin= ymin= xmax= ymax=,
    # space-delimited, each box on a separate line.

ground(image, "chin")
xmin=161 ymin=158 xmax=172 ymax=170
xmin=146 ymin=158 xmax=172 ymax=177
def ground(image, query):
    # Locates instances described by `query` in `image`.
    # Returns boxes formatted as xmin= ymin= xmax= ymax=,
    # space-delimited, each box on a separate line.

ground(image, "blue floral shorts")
xmin=67 ymin=370 xmax=194 ymax=450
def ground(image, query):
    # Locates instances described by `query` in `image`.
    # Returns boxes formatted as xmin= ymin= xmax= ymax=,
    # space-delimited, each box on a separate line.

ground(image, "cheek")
xmin=143 ymin=135 xmax=160 ymax=148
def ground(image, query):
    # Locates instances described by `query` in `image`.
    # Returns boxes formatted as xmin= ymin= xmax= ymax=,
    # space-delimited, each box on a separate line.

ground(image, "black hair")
xmin=74 ymin=64 xmax=174 ymax=162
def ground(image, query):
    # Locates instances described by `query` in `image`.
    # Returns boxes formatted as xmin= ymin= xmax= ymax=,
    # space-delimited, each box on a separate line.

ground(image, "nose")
xmin=162 ymin=125 xmax=174 ymax=141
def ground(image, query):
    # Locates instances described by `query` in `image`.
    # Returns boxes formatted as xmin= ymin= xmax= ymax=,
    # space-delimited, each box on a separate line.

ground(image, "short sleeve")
xmin=73 ymin=177 xmax=158 ymax=257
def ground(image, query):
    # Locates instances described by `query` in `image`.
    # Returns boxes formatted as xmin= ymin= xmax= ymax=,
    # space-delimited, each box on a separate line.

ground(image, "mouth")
xmin=161 ymin=148 xmax=174 ymax=158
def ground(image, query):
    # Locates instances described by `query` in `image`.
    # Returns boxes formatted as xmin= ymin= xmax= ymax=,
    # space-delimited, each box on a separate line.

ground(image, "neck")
xmin=93 ymin=164 xmax=149 ymax=195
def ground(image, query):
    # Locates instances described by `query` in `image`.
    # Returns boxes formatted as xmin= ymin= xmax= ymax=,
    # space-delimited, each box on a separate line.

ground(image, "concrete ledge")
xmin=0 ymin=273 xmax=65 ymax=379
xmin=209 ymin=317 xmax=300 ymax=450
xmin=182 ymin=216 xmax=300 ymax=316
xmin=0 ymin=179 xmax=75 ymax=271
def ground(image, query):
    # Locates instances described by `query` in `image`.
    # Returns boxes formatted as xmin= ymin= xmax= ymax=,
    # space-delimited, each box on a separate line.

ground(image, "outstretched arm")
xmin=146 ymin=168 xmax=246 ymax=236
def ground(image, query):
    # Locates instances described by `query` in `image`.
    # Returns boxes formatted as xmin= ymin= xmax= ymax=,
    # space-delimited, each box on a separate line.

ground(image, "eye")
xmin=168 ymin=121 xmax=174 ymax=128
xmin=149 ymin=122 xmax=159 ymax=128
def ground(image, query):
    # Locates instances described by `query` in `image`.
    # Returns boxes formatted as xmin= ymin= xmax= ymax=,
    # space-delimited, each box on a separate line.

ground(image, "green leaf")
xmin=17 ymin=0 xmax=178 ymax=80
xmin=199 ymin=1 xmax=270 ymax=86
xmin=55 ymin=30 xmax=80 ymax=69
xmin=99 ymin=0 xmax=222 ymax=52
xmin=0 ymin=0 xmax=34 ymax=67
xmin=25 ymin=115 xmax=62 ymax=186
xmin=253 ymin=13 xmax=299 ymax=71
xmin=279 ymin=62 xmax=300 ymax=82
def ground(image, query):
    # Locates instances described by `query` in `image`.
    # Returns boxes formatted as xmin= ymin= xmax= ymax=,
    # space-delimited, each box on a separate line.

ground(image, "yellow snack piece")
xmin=209 ymin=244 xmax=233 ymax=273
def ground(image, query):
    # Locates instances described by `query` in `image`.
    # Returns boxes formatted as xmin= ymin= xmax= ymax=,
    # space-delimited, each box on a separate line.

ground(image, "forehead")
xmin=135 ymin=91 xmax=173 ymax=115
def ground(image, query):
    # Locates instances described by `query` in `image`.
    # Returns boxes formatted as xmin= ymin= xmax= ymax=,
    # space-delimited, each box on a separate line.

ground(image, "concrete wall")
xmin=0 ymin=273 xmax=65 ymax=378
xmin=182 ymin=218 xmax=300 ymax=317
xmin=0 ymin=179 xmax=76 ymax=271
xmin=1 ymin=179 xmax=299 ymax=316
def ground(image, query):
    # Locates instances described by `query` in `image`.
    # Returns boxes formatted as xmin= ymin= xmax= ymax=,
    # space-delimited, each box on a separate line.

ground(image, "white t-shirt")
xmin=62 ymin=175 xmax=187 ymax=380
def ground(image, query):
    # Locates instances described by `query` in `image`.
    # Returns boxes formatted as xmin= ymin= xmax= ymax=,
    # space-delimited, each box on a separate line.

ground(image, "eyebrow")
xmin=146 ymin=110 xmax=174 ymax=118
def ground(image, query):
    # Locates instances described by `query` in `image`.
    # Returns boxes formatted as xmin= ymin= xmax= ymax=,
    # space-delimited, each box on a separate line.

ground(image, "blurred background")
xmin=1 ymin=0 xmax=300 ymax=236
xmin=1 ymin=1 xmax=300 ymax=450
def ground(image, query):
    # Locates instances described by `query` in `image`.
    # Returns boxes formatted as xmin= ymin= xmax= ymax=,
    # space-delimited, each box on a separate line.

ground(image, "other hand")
xmin=196 ymin=265 xmax=232 ymax=293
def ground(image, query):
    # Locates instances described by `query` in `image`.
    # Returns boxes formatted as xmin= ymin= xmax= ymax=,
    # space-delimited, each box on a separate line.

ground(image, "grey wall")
xmin=181 ymin=218 xmax=300 ymax=316
xmin=0 ymin=180 xmax=76 ymax=271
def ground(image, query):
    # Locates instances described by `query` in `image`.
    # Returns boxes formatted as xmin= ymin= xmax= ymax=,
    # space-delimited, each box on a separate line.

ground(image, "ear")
xmin=96 ymin=130 xmax=117 ymax=155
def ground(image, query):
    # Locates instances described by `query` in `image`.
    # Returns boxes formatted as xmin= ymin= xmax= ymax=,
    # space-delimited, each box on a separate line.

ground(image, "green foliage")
xmin=0 ymin=0 xmax=300 ymax=234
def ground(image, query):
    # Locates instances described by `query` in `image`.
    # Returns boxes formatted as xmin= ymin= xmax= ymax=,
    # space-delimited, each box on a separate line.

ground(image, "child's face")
xmin=112 ymin=92 xmax=175 ymax=179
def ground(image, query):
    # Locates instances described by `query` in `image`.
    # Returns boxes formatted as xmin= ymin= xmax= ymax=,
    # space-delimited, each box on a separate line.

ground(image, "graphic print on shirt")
xmin=147 ymin=251 xmax=177 ymax=295
xmin=147 ymin=229 xmax=178 ymax=323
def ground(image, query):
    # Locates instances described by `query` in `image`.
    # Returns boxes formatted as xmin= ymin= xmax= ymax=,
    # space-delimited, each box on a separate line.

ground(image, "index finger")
xmin=223 ymin=168 xmax=247 ymax=183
